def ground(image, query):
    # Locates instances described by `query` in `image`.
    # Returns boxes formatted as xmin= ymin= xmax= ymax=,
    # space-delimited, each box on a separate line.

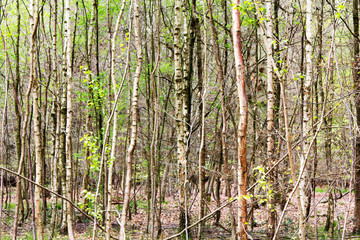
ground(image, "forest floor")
xmin=122 ymin=185 xmax=356 ymax=239
xmin=0 ymin=184 xmax=358 ymax=239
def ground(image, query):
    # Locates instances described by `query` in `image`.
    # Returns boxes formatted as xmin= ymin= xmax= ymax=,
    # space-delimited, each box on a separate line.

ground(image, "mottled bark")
xmin=174 ymin=0 xmax=189 ymax=237
xmin=50 ymin=0 xmax=60 ymax=236
xmin=264 ymin=0 xmax=276 ymax=237
xmin=29 ymin=0 xmax=43 ymax=237
xmin=119 ymin=0 xmax=142 ymax=237
xmin=64 ymin=0 xmax=75 ymax=237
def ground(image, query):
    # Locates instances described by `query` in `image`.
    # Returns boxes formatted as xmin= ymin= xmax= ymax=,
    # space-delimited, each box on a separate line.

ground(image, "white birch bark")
xmin=50 ymin=0 xmax=60 ymax=235
xmin=265 ymin=0 xmax=276 ymax=236
xmin=300 ymin=0 xmax=314 ymax=238
xmin=119 ymin=0 xmax=142 ymax=237
xmin=105 ymin=1 xmax=126 ymax=238
xmin=64 ymin=0 xmax=75 ymax=237
xmin=29 ymin=0 xmax=43 ymax=237
xmin=174 ymin=0 xmax=189 ymax=236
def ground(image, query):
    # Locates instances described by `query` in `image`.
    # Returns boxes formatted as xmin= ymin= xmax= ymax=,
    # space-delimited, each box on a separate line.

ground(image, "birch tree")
xmin=264 ymin=0 xmax=276 ymax=236
xmin=174 ymin=0 xmax=190 ymax=237
xmin=232 ymin=1 xmax=248 ymax=239
xmin=31 ymin=0 xmax=42 ymax=237
xmin=105 ymin=1 xmax=126 ymax=238
xmin=63 ymin=0 xmax=75 ymax=237
xmin=299 ymin=0 xmax=314 ymax=237
xmin=119 ymin=0 xmax=142 ymax=237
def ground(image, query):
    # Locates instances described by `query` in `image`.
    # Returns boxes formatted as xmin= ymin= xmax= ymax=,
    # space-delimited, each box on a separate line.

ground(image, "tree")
xmin=63 ymin=0 xmax=75 ymax=237
xmin=104 ymin=2 xmax=126 ymax=239
xmin=353 ymin=0 xmax=360 ymax=233
xmin=232 ymin=1 xmax=248 ymax=239
xmin=174 ymin=0 xmax=190 ymax=237
xmin=264 ymin=0 xmax=277 ymax=236
xmin=299 ymin=0 xmax=314 ymax=238
xmin=119 ymin=0 xmax=142 ymax=237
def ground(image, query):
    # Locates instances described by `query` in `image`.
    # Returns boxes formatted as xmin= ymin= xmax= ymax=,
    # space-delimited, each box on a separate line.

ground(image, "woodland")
xmin=0 ymin=0 xmax=360 ymax=239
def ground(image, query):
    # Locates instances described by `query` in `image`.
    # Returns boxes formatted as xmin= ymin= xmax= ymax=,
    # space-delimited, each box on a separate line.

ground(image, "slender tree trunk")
xmin=33 ymin=49 xmax=44 ymax=240
xmin=0 ymin=30 xmax=9 ymax=239
xmin=119 ymin=0 xmax=142 ymax=237
xmin=280 ymin=73 xmax=306 ymax=240
xmin=311 ymin=0 xmax=324 ymax=237
xmin=27 ymin=125 xmax=37 ymax=239
xmin=14 ymin=0 xmax=22 ymax=177
xmin=105 ymin=2 xmax=126 ymax=238
xmin=12 ymin=82 xmax=31 ymax=239
xmin=149 ymin=0 xmax=161 ymax=237
xmin=64 ymin=0 xmax=75 ymax=237
xmin=12 ymin=0 xmax=33 ymax=236
xmin=324 ymin=0 xmax=334 ymax=171
xmin=59 ymin=72 xmax=68 ymax=232
xmin=174 ymin=0 xmax=190 ymax=238
xmin=155 ymin=1 xmax=163 ymax=236
xmin=299 ymin=0 xmax=314 ymax=237
xmin=353 ymin=0 xmax=360 ymax=233
xmin=11 ymin=3 xmax=23 ymax=231
xmin=30 ymin=0 xmax=43 ymax=237
xmin=9 ymin=0 xmax=23 ymax=231
xmin=159 ymin=86 xmax=174 ymax=202
xmin=264 ymin=0 xmax=276 ymax=237
xmin=26 ymin=0 xmax=41 ymax=238
xmin=197 ymin=0 xmax=206 ymax=237
xmin=232 ymin=1 xmax=248 ymax=239
xmin=50 ymin=0 xmax=60 ymax=236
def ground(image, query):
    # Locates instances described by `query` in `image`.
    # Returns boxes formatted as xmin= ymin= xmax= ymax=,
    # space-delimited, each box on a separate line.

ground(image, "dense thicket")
xmin=0 ymin=0 xmax=359 ymax=239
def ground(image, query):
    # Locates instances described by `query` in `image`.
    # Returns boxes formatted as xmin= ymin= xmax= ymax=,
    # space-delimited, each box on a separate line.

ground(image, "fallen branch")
xmin=214 ymin=222 xmax=231 ymax=233
xmin=321 ymin=188 xmax=354 ymax=203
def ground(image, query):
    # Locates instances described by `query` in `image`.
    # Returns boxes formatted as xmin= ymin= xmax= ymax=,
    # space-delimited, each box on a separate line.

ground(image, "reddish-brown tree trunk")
xmin=232 ymin=1 xmax=248 ymax=239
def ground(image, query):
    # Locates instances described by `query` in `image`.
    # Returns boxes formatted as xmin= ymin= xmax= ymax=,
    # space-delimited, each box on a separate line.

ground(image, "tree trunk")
xmin=174 ymin=0 xmax=190 ymax=237
xmin=299 ymin=0 xmax=314 ymax=238
xmin=50 ymin=0 xmax=60 ymax=236
xmin=232 ymin=1 xmax=248 ymax=239
xmin=12 ymin=0 xmax=35 ymax=237
xmin=149 ymin=0 xmax=161 ymax=237
xmin=0 ymin=27 xmax=9 ymax=238
xmin=197 ymin=0 xmax=205 ymax=237
xmin=33 ymin=53 xmax=44 ymax=240
xmin=105 ymin=2 xmax=126 ymax=238
xmin=280 ymin=71 xmax=306 ymax=240
xmin=353 ymin=0 xmax=360 ymax=233
xmin=119 ymin=0 xmax=142 ymax=237
xmin=264 ymin=0 xmax=276 ymax=237
xmin=64 ymin=0 xmax=75 ymax=237
xmin=30 ymin=0 xmax=43 ymax=237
